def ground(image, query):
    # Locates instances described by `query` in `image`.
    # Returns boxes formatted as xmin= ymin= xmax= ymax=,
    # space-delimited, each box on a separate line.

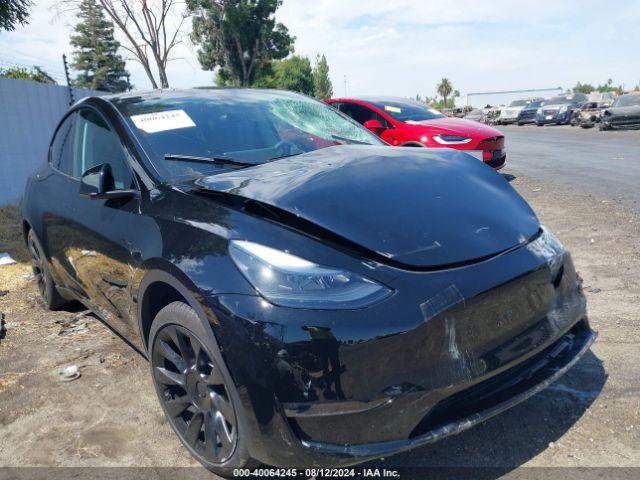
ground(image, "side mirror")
xmin=80 ymin=163 xmax=136 ymax=200
xmin=363 ymin=119 xmax=385 ymax=136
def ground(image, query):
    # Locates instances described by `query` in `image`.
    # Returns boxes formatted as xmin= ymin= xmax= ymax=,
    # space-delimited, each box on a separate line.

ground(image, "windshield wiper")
xmin=330 ymin=134 xmax=370 ymax=145
xmin=164 ymin=153 xmax=259 ymax=167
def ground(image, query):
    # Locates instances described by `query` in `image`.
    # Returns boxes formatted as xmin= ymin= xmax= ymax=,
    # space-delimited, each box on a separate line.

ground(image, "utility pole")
xmin=62 ymin=54 xmax=74 ymax=106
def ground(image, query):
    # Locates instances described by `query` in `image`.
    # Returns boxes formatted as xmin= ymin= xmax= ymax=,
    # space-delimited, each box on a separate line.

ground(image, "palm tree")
xmin=437 ymin=78 xmax=453 ymax=107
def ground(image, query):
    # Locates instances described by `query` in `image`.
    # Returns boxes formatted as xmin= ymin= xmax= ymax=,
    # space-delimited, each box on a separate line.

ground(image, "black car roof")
xmin=87 ymin=88 xmax=319 ymax=116
xmin=90 ymin=88 xmax=317 ymax=111
xmin=101 ymin=87 xmax=292 ymax=101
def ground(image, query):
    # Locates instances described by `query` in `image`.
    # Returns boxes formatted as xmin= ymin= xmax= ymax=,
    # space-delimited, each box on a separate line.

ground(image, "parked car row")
xmin=534 ymin=93 xmax=588 ymax=126
xmin=463 ymin=91 xmax=640 ymax=130
xmin=497 ymin=99 xmax=534 ymax=125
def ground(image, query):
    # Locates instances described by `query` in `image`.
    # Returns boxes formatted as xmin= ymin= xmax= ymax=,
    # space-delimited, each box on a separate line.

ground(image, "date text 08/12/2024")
xmin=232 ymin=468 xmax=401 ymax=477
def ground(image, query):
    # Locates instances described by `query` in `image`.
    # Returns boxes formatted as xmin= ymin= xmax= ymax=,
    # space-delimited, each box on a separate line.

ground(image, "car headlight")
xmin=537 ymin=108 xmax=543 ymax=115
xmin=433 ymin=135 xmax=472 ymax=145
xmin=527 ymin=226 xmax=565 ymax=277
xmin=229 ymin=240 xmax=393 ymax=309
xmin=559 ymin=106 xmax=568 ymax=113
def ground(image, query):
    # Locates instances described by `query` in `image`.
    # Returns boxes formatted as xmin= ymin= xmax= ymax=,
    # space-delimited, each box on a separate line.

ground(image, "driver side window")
xmin=72 ymin=109 xmax=133 ymax=189
xmin=338 ymin=103 xmax=389 ymax=128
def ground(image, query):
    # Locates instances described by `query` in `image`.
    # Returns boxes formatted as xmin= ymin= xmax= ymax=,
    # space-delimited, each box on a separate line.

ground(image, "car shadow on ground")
xmin=363 ymin=350 xmax=606 ymax=480
xmin=501 ymin=173 xmax=517 ymax=183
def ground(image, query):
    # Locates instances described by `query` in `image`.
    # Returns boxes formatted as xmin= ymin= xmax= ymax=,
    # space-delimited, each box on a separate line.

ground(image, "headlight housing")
xmin=229 ymin=240 xmax=393 ymax=309
xmin=537 ymin=108 xmax=543 ymax=115
xmin=433 ymin=135 xmax=472 ymax=145
xmin=559 ymin=105 xmax=568 ymax=113
xmin=527 ymin=226 xmax=565 ymax=278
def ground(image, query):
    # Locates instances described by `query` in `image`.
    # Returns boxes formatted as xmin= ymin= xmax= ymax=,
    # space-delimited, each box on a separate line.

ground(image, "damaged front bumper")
xmin=300 ymin=319 xmax=595 ymax=459
xmin=601 ymin=117 xmax=640 ymax=130
xmin=205 ymin=228 xmax=595 ymax=467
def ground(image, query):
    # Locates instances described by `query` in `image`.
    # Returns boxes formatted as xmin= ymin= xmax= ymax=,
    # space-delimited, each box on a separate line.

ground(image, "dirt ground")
xmin=0 ymin=173 xmax=639 ymax=477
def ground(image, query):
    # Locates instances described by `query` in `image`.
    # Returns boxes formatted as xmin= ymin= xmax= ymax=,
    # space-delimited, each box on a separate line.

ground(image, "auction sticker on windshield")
xmin=130 ymin=109 xmax=196 ymax=133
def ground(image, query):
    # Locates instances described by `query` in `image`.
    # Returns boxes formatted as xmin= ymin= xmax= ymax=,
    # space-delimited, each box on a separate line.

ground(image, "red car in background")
xmin=326 ymin=97 xmax=507 ymax=170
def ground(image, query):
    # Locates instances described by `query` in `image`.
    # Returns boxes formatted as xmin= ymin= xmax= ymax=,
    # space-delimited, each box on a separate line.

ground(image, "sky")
xmin=1 ymin=0 xmax=639 ymax=107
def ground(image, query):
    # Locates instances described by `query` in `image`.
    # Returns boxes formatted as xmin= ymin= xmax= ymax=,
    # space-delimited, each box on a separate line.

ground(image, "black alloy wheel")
xmin=27 ymin=230 xmax=65 ymax=310
xmin=28 ymin=234 xmax=47 ymax=298
xmin=151 ymin=323 xmax=238 ymax=464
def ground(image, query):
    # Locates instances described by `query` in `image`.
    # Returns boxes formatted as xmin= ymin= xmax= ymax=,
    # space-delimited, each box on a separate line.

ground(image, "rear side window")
xmin=72 ymin=109 xmax=132 ymax=189
xmin=50 ymin=113 xmax=76 ymax=173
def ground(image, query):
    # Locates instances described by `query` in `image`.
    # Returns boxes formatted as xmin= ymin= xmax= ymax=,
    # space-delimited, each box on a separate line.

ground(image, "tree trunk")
xmin=159 ymin=68 xmax=169 ymax=88
xmin=152 ymin=49 xmax=170 ymax=88
xmin=142 ymin=62 xmax=160 ymax=89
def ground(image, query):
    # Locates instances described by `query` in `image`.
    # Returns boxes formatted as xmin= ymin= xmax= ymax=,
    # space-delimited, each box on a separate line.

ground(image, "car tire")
xmin=148 ymin=301 xmax=258 ymax=477
xmin=536 ymin=123 xmax=543 ymax=127
xmin=27 ymin=229 xmax=66 ymax=310
xmin=517 ymin=122 xmax=524 ymax=126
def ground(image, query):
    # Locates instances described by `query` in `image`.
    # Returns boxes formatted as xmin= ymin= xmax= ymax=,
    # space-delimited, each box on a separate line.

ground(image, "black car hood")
xmin=193 ymin=145 xmax=540 ymax=268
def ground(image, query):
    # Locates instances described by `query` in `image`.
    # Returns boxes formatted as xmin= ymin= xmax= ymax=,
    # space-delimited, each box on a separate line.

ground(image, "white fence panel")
xmin=0 ymin=77 xmax=104 ymax=205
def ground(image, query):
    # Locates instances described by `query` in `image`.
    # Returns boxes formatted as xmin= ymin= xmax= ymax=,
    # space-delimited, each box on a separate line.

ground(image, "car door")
xmin=61 ymin=106 xmax=141 ymax=338
xmin=43 ymin=112 xmax=84 ymax=291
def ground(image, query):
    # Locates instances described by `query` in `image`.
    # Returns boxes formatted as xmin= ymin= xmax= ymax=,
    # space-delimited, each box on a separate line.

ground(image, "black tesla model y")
xmin=21 ymin=88 xmax=596 ymax=475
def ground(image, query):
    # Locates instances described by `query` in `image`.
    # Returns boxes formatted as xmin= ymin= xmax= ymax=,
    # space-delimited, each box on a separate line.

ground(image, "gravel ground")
xmin=501 ymin=125 xmax=640 ymax=211
xmin=0 ymin=168 xmax=638 ymax=478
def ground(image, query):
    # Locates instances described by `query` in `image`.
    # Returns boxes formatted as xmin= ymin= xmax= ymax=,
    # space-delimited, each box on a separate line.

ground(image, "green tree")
xmin=188 ymin=0 xmax=294 ymax=87
xmin=65 ymin=0 xmax=186 ymax=88
xmin=437 ymin=78 xmax=453 ymax=107
xmin=0 ymin=0 xmax=31 ymax=31
xmin=272 ymin=55 xmax=314 ymax=94
xmin=596 ymin=78 xmax=621 ymax=93
xmin=312 ymin=53 xmax=332 ymax=99
xmin=214 ymin=68 xmax=235 ymax=87
xmin=216 ymin=60 xmax=274 ymax=87
xmin=574 ymin=82 xmax=595 ymax=94
xmin=70 ymin=0 xmax=129 ymax=92
xmin=0 ymin=66 xmax=56 ymax=83
xmin=244 ymin=55 xmax=314 ymax=95
xmin=452 ymin=89 xmax=460 ymax=106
